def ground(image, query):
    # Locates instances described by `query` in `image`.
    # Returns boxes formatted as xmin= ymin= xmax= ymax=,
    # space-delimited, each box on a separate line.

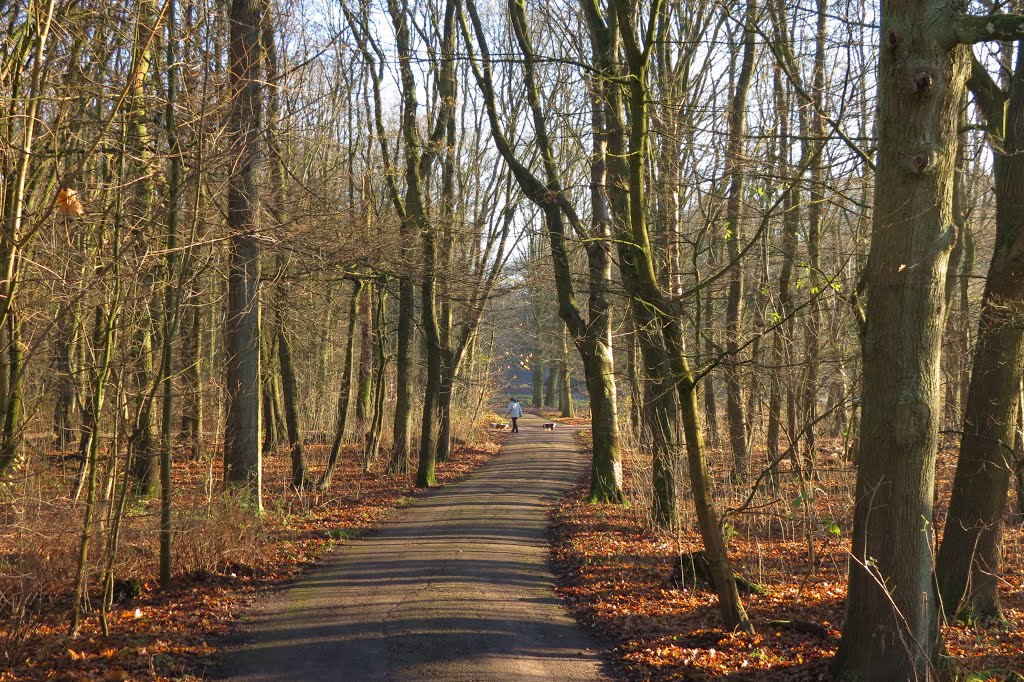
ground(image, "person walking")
xmin=505 ymin=397 xmax=523 ymax=433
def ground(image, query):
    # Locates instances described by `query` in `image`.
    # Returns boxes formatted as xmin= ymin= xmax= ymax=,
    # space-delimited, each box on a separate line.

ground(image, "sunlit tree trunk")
xmin=834 ymin=0 xmax=982 ymax=675
xmin=462 ymin=0 xmax=625 ymax=502
xmin=722 ymin=0 xmax=757 ymax=481
xmin=222 ymin=0 xmax=264 ymax=507
xmin=936 ymin=48 xmax=1024 ymax=623
xmin=320 ymin=279 xmax=362 ymax=488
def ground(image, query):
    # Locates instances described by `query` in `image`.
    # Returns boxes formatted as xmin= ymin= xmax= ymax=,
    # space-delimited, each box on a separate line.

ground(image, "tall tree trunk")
xmin=390 ymin=280 xmax=414 ymax=475
xmin=582 ymin=9 xmax=674 ymax=523
xmin=722 ymin=0 xmax=757 ymax=481
xmin=667 ymin=318 xmax=752 ymax=631
xmin=222 ymin=0 xmax=264 ymax=507
xmin=463 ymin=0 xmax=625 ymax=502
xmin=800 ymin=0 xmax=827 ymax=475
xmin=590 ymin=0 xmax=750 ymax=628
xmin=766 ymin=61 xmax=796 ymax=489
xmin=159 ymin=0 xmax=184 ymax=587
xmin=125 ymin=0 xmax=159 ymax=497
xmin=935 ymin=48 xmax=1024 ymax=623
xmin=833 ymin=0 xmax=973 ymax=675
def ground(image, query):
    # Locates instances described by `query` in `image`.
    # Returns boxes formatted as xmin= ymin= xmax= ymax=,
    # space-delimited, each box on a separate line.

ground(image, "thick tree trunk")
xmin=936 ymin=270 xmax=1024 ymax=621
xmin=833 ymin=0 xmax=968 ymax=675
xmin=222 ymin=0 xmax=264 ymax=507
xmin=630 ymin=304 xmax=679 ymax=529
xmin=936 ymin=49 xmax=1024 ymax=623
xmin=558 ymin=365 xmax=572 ymax=417
xmin=462 ymin=0 xmax=624 ymax=503
xmin=544 ymin=362 xmax=557 ymax=407
xmin=582 ymin=340 xmax=624 ymax=503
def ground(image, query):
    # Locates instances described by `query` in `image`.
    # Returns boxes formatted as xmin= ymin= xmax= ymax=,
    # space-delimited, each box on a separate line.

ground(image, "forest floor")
xmin=546 ymin=414 xmax=1024 ymax=681
xmin=0 ymin=421 xmax=506 ymax=682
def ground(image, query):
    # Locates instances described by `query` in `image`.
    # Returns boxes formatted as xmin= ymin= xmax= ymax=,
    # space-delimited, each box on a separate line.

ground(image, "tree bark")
xmin=365 ymin=282 xmax=389 ymax=467
xmin=261 ymin=333 xmax=279 ymax=455
xmin=799 ymin=0 xmax=827 ymax=474
xmin=320 ymin=280 xmax=363 ymax=489
xmin=544 ymin=362 xmax=557 ymax=407
xmin=277 ymin=326 xmax=307 ymax=489
xmin=936 ymin=47 xmax=1024 ymax=623
xmin=722 ymin=0 xmax=757 ymax=481
xmin=833 ymin=0 xmax=970 ymax=674
xmin=461 ymin=0 xmax=625 ymax=502
xmin=222 ymin=0 xmax=264 ymax=507
xmin=180 ymin=292 xmax=203 ymax=459
xmin=52 ymin=305 xmax=77 ymax=451
xmin=355 ymin=278 xmax=373 ymax=433
xmin=532 ymin=355 xmax=544 ymax=407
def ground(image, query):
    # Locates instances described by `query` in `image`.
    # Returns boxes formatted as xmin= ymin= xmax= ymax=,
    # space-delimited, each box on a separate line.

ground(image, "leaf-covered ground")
xmin=548 ymin=428 xmax=1024 ymax=681
xmin=1 ymin=423 xmax=505 ymax=681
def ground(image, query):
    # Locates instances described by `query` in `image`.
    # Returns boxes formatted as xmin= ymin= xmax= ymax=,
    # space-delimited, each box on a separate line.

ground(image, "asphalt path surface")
xmin=219 ymin=412 xmax=611 ymax=681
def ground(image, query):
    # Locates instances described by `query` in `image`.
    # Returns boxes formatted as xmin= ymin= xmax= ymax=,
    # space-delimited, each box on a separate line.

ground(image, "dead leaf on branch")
xmin=56 ymin=188 xmax=85 ymax=217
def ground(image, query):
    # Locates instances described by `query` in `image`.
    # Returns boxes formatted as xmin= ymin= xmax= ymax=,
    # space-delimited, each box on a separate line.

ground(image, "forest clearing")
xmin=3 ymin=0 xmax=1024 ymax=677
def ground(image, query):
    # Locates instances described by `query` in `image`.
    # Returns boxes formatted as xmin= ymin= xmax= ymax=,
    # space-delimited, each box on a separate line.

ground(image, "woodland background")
xmin=2 ymin=0 xmax=1023 ymax=678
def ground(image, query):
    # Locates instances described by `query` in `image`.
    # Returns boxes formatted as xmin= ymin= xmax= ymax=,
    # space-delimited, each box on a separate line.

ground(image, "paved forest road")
xmin=219 ymin=413 xmax=612 ymax=681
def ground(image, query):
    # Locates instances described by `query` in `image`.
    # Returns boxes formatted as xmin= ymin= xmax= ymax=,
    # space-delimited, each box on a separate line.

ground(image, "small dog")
xmin=491 ymin=422 xmax=509 ymax=431
xmin=543 ymin=423 xmax=556 ymax=431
